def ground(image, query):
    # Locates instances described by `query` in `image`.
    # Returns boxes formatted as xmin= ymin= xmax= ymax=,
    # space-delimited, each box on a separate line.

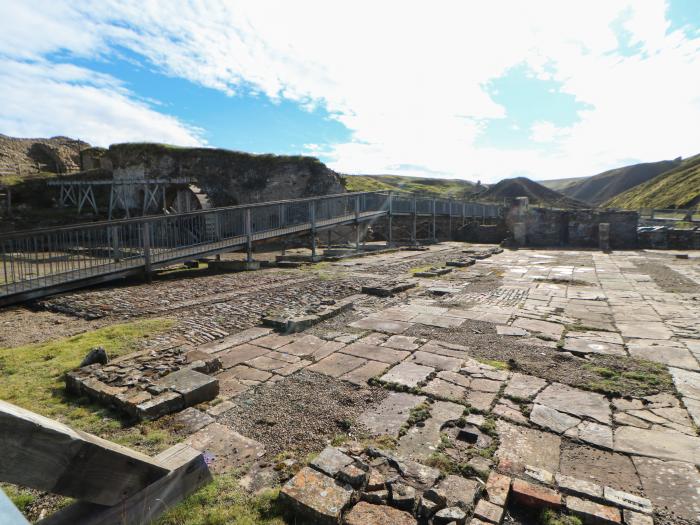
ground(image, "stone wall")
xmin=638 ymin=228 xmax=700 ymax=249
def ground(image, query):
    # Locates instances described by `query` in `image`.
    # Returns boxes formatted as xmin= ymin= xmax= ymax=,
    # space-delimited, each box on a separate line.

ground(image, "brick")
xmin=567 ymin=495 xmax=621 ymax=525
xmin=485 ymin=472 xmax=511 ymax=506
xmin=474 ymin=499 xmax=504 ymax=523
xmin=511 ymin=479 xmax=561 ymax=509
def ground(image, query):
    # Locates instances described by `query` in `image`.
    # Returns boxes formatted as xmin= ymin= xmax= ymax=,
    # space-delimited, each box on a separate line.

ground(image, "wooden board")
xmin=37 ymin=443 xmax=212 ymax=525
xmin=0 ymin=400 xmax=169 ymax=506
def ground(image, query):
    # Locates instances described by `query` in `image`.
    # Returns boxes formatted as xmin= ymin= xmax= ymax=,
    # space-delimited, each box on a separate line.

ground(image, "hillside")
xmin=605 ymin=153 xmax=700 ymax=210
xmin=343 ymin=174 xmax=478 ymax=198
xmin=477 ymin=177 xmax=588 ymax=208
xmin=539 ymin=176 xmax=587 ymax=192
xmin=549 ymin=160 xmax=681 ymax=206
xmin=0 ymin=134 xmax=89 ymax=184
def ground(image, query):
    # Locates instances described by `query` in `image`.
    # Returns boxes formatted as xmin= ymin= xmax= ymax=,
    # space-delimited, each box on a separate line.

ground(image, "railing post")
xmin=387 ymin=193 xmax=393 ymax=246
xmin=462 ymin=202 xmax=466 ymax=226
xmin=354 ymin=195 xmax=360 ymax=251
xmin=310 ymin=200 xmax=317 ymax=259
xmin=448 ymin=199 xmax=452 ymax=239
xmin=412 ymin=197 xmax=417 ymax=245
xmin=432 ymin=199 xmax=437 ymax=243
xmin=142 ymin=221 xmax=152 ymax=283
xmin=245 ymin=208 xmax=253 ymax=262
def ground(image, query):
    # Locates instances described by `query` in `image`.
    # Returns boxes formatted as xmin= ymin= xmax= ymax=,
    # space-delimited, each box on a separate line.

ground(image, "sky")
xmin=1 ymin=1 xmax=699 ymax=183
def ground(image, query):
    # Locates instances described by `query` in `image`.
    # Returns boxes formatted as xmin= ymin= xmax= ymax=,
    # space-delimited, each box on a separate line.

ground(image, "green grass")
xmin=0 ymin=318 xmax=177 ymax=450
xmin=342 ymin=174 xmax=476 ymax=198
xmin=2 ymin=485 xmax=37 ymax=513
xmin=540 ymin=509 xmax=583 ymax=525
xmin=584 ymin=361 xmax=673 ymax=397
xmin=156 ymin=475 xmax=286 ymax=525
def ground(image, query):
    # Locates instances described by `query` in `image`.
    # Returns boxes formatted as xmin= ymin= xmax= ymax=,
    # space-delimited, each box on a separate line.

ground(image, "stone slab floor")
xmin=4 ymin=243 xmax=700 ymax=524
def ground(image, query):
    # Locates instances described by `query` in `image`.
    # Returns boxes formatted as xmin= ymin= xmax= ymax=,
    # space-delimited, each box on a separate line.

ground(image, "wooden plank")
xmin=0 ymin=400 xmax=169 ymax=506
xmin=0 ymin=488 xmax=30 ymax=525
xmin=37 ymin=443 xmax=212 ymax=525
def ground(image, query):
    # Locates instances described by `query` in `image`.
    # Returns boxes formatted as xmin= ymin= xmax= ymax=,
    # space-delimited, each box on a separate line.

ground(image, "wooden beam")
xmin=0 ymin=400 xmax=169 ymax=506
xmin=37 ymin=443 xmax=212 ymax=525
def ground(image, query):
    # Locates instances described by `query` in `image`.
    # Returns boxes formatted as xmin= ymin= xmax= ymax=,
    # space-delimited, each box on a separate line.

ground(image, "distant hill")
xmin=477 ymin=176 xmax=588 ymax=208
xmin=539 ymin=176 xmax=587 ymax=193
xmin=543 ymin=160 xmax=681 ymax=206
xmin=343 ymin=174 xmax=478 ymax=198
xmin=605 ymin=153 xmax=700 ymax=210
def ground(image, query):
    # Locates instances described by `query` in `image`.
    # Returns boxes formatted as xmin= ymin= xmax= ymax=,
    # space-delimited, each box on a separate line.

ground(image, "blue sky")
xmin=1 ymin=1 xmax=699 ymax=182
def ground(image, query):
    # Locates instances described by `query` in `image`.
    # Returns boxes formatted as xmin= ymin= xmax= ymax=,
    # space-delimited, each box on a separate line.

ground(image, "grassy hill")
xmin=550 ymin=160 xmax=680 ymax=206
xmin=605 ymin=154 xmax=700 ymax=210
xmin=477 ymin=177 xmax=588 ymax=208
xmin=342 ymin=174 xmax=477 ymax=198
xmin=538 ymin=176 xmax=587 ymax=193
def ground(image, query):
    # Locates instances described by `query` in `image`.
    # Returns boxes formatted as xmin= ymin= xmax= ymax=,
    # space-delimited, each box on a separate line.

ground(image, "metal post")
xmin=432 ymin=199 xmax=437 ymax=243
xmin=354 ymin=195 xmax=360 ymax=251
xmin=387 ymin=193 xmax=393 ymax=246
xmin=245 ymin=208 xmax=253 ymax=262
xmin=462 ymin=203 xmax=466 ymax=226
xmin=111 ymin=226 xmax=121 ymax=262
xmin=310 ymin=200 xmax=317 ymax=259
xmin=142 ymin=222 xmax=152 ymax=283
xmin=448 ymin=199 xmax=452 ymax=239
xmin=412 ymin=197 xmax=417 ymax=245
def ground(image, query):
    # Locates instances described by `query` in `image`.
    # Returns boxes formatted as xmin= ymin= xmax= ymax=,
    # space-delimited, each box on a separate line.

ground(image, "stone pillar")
xmin=599 ymin=223 xmax=610 ymax=251
xmin=513 ymin=222 xmax=526 ymax=247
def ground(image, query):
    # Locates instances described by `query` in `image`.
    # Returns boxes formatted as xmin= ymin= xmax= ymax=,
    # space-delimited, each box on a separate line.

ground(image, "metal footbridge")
xmin=0 ymin=191 xmax=502 ymax=306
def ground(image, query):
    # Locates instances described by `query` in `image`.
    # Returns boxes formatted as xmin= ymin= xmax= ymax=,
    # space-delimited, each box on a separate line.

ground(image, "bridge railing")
xmin=0 ymin=191 xmax=502 ymax=302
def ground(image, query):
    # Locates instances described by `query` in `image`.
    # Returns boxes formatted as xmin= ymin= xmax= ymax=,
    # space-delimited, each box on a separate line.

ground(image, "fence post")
xmin=387 ymin=193 xmax=393 ymax=246
xmin=432 ymin=199 xmax=437 ymax=242
xmin=245 ymin=208 xmax=253 ymax=262
xmin=448 ymin=199 xmax=452 ymax=239
xmin=142 ymin=221 xmax=152 ymax=283
xmin=412 ymin=196 xmax=417 ymax=245
xmin=354 ymin=195 xmax=360 ymax=251
xmin=310 ymin=200 xmax=317 ymax=259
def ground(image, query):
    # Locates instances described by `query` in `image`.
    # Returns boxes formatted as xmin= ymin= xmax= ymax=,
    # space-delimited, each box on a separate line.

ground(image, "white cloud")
xmin=1 ymin=0 xmax=699 ymax=181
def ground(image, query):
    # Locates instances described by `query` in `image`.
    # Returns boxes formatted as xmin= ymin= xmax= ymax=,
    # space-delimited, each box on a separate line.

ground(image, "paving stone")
xmin=218 ymin=378 xmax=249 ymax=399
xmin=568 ymin=421 xmax=614 ymax=450
xmin=614 ymin=426 xmax=700 ymax=465
xmin=616 ymin=322 xmax=673 ymax=340
xmin=496 ymin=325 xmax=529 ymax=336
xmin=485 ymin=472 xmax=511 ymax=506
xmin=218 ymin=343 xmax=270 ymax=368
xmin=535 ymin=383 xmax=611 ymax=424
xmin=559 ymin=444 xmax=642 ymax=494
xmin=383 ymin=335 xmax=420 ymax=351
xmin=207 ymin=400 xmax=235 ymax=417
xmin=409 ymin=350 xmax=463 ymax=371
xmin=504 ymin=373 xmax=547 ymax=400
xmin=602 ymin=486 xmax=653 ymax=515
xmin=627 ymin=340 xmax=699 ymax=370
xmin=668 ymin=366 xmax=700 ymax=400
xmin=340 ymin=342 xmax=410 ymax=364
xmin=421 ymin=378 xmax=466 ymax=401
xmin=437 ymin=370 xmax=472 ymax=388
xmin=471 ymin=378 xmax=502 ymax=393
xmin=466 ymin=390 xmax=498 ymax=411
xmin=310 ymin=340 xmax=345 ymax=361
xmin=474 ymin=499 xmax=504 ymax=524
xmin=278 ymin=334 xmax=327 ymax=357
xmin=622 ymin=510 xmax=653 ymax=525
xmin=358 ymin=392 xmax=428 ymax=437
xmin=252 ymin=333 xmax=300 ymax=350
xmin=310 ymin=446 xmax=354 ymax=478
xmin=171 ymin=407 xmax=215 ymax=433
xmin=199 ymin=326 xmax=273 ymax=354
xmin=219 ymin=365 xmax=272 ymax=383
xmin=555 ymin=473 xmax=603 ymax=499
xmin=185 ymin=422 xmax=264 ymax=474
xmin=412 ymin=313 xmax=465 ymax=328
xmin=349 ymin=317 xmax=414 ymax=334
xmin=567 ymin=496 xmax=621 ymax=525
xmin=340 ymin=360 xmax=390 ymax=385
xmin=565 ymin=331 xmax=624 ymax=345
xmin=425 ymin=474 xmax=480 ymax=509
xmin=264 ymin=350 xmax=302 ymax=364
xmin=614 ymin=412 xmax=652 ymax=429
xmin=398 ymin=401 xmax=464 ymax=462
xmin=512 ymin=317 xmax=564 ymax=340
xmin=495 ymin=420 xmax=561 ymax=475
xmin=275 ymin=359 xmax=311 ymax=376
xmin=280 ymin=466 xmax=353 ymax=525
xmin=307 ymin=352 xmax=366 ymax=378
xmin=511 ymin=478 xmax=562 ymax=509
xmin=136 ymin=391 xmax=184 ymax=420
xmin=245 ymin=354 xmax=292 ymax=372
xmin=633 ymin=456 xmax=700 ymax=522
xmin=380 ymin=361 xmax=434 ymax=388
xmin=530 ymin=403 xmax=581 ymax=433
xmin=563 ymin=338 xmax=626 ymax=357
xmin=525 ymin=465 xmax=554 ymax=484
xmin=466 ymin=454 xmax=493 ymax=476
xmin=345 ymin=502 xmax=417 ymax=525
xmin=155 ymin=368 xmax=219 ymax=406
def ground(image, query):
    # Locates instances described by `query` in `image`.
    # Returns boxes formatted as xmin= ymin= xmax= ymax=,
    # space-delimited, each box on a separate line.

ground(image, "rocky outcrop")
xmin=0 ymin=134 xmax=89 ymax=176
xmin=106 ymin=143 xmax=345 ymax=206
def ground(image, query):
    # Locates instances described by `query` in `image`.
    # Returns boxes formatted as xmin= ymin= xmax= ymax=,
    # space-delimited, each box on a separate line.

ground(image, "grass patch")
xmin=583 ymin=359 xmax=672 ymax=397
xmin=155 ymin=475 xmax=286 ymax=525
xmin=0 ymin=318 xmax=178 ymax=452
xmin=540 ymin=509 xmax=583 ymax=525
xmin=2 ymin=485 xmax=37 ymax=513
xmin=477 ymin=358 xmax=510 ymax=370
xmin=409 ymin=265 xmax=435 ymax=275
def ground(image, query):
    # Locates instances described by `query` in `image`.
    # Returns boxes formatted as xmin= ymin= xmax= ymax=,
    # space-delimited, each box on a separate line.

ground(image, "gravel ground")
xmin=631 ymin=260 xmax=700 ymax=293
xmin=403 ymin=321 xmax=674 ymax=397
xmin=221 ymin=370 xmax=388 ymax=458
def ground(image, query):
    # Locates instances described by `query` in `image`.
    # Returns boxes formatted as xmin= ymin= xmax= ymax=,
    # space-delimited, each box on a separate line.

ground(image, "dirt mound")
xmin=0 ymin=134 xmax=90 ymax=179
xmin=478 ymin=176 xmax=587 ymax=208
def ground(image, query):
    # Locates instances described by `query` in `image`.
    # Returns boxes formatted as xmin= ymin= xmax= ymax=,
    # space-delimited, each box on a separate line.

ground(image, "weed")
xmin=540 ymin=509 xmax=583 ymax=525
